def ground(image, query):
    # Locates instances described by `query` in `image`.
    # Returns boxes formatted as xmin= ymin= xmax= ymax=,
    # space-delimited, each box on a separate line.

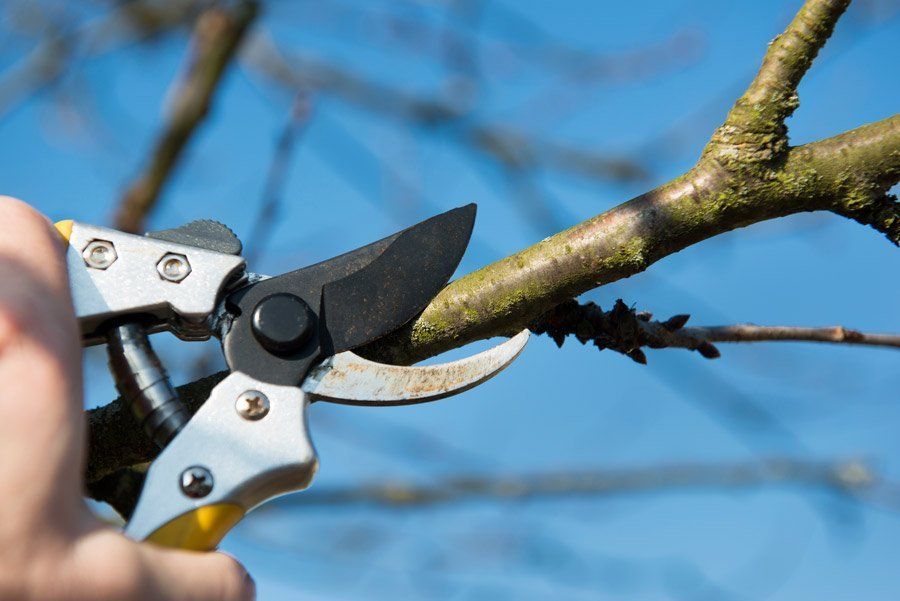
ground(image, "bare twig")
xmin=113 ymin=2 xmax=258 ymax=233
xmin=530 ymin=299 xmax=900 ymax=364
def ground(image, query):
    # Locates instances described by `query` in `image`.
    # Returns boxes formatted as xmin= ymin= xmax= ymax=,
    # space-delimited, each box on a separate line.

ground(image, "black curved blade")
xmin=323 ymin=203 xmax=476 ymax=352
xmin=222 ymin=204 xmax=476 ymax=385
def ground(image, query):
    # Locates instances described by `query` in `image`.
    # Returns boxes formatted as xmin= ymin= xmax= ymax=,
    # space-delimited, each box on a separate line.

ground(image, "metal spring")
xmin=105 ymin=322 xmax=190 ymax=449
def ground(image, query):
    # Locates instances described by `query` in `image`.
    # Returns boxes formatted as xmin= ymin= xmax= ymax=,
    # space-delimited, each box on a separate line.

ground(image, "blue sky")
xmin=1 ymin=0 xmax=899 ymax=599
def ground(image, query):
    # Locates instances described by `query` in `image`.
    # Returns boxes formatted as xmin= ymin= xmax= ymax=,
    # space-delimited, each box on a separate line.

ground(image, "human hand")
xmin=0 ymin=198 xmax=255 ymax=601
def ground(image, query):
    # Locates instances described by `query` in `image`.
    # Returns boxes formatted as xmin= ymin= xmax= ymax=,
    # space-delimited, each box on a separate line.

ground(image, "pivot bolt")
xmin=82 ymin=240 xmax=117 ymax=269
xmin=157 ymin=253 xmax=191 ymax=282
xmin=235 ymin=390 xmax=270 ymax=421
xmin=251 ymin=293 xmax=315 ymax=354
xmin=180 ymin=466 xmax=214 ymax=498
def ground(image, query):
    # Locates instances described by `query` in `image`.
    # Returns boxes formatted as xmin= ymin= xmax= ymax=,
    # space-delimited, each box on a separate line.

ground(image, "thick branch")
xmin=364 ymin=112 xmax=900 ymax=365
xmin=795 ymin=115 xmax=900 ymax=243
xmin=85 ymin=372 xmax=222 ymax=484
xmin=113 ymin=2 xmax=257 ymax=233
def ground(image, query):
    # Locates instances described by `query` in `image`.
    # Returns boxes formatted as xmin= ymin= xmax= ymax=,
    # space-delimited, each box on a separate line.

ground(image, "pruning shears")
xmin=56 ymin=205 xmax=527 ymax=551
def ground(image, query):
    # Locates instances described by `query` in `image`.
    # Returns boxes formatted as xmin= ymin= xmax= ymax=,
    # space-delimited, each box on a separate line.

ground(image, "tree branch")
xmin=113 ymin=2 xmax=257 ymax=233
xmin=364 ymin=111 xmax=899 ymax=365
xmin=795 ymin=115 xmax=900 ymax=243
xmin=705 ymin=0 xmax=851 ymax=162
xmin=84 ymin=0 xmax=900 ymax=501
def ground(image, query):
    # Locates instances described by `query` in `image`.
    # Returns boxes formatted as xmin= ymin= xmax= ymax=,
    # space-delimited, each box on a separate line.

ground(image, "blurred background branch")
xmin=113 ymin=1 xmax=258 ymax=232
xmin=273 ymin=458 xmax=880 ymax=509
xmin=89 ymin=457 xmax=886 ymax=519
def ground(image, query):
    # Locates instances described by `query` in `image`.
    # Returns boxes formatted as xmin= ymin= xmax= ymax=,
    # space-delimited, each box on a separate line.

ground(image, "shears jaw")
xmin=125 ymin=332 xmax=529 ymax=549
xmin=125 ymin=372 xmax=318 ymax=550
xmin=66 ymin=205 xmax=531 ymax=551
xmin=303 ymin=330 xmax=530 ymax=406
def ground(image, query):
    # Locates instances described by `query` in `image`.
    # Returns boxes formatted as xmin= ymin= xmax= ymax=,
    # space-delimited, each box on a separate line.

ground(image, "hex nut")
xmin=82 ymin=240 xmax=117 ymax=269
xmin=157 ymin=253 xmax=191 ymax=282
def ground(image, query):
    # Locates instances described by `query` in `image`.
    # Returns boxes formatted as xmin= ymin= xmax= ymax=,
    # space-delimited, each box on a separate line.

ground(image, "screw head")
xmin=157 ymin=253 xmax=191 ymax=282
xmin=82 ymin=240 xmax=117 ymax=269
xmin=180 ymin=466 xmax=214 ymax=498
xmin=236 ymin=390 xmax=270 ymax=420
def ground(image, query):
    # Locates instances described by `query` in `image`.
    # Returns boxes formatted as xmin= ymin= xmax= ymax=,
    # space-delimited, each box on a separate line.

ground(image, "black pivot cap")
xmin=251 ymin=293 xmax=315 ymax=354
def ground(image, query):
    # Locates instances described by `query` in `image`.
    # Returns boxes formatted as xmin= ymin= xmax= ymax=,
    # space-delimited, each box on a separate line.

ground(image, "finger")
xmin=0 ymin=197 xmax=84 ymax=533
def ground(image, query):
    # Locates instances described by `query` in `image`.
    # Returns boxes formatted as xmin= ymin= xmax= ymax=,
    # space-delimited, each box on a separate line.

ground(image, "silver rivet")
xmin=235 ymin=390 xmax=270 ymax=421
xmin=82 ymin=240 xmax=117 ymax=269
xmin=157 ymin=253 xmax=191 ymax=282
xmin=180 ymin=466 xmax=214 ymax=498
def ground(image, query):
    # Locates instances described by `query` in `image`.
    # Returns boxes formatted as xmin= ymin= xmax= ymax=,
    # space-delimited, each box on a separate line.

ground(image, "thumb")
xmin=65 ymin=528 xmax=255 ymax=601
xmin=138 ymin=543 xmax=256 ymax=601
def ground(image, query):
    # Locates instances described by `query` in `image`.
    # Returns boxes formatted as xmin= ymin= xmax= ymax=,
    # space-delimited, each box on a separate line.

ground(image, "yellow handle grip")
xmin=54 ymin=220 xmax=74 ymax=245
xmin=145 ymin=504 xmax=245 ymax=551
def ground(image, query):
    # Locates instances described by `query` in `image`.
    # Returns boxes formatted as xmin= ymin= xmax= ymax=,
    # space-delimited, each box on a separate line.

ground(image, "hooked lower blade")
xmin=302 ymin=330 xmax=529 ymax=406
xmin=322 ymin=204 xmax=476 ymax=352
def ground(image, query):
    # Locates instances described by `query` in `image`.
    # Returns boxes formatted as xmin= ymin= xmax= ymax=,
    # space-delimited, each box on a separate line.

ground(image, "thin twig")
xmin=686 ymin=324 xmax=900 ymax=348
xmin=530 ymin=299 xmax=900 ymax=364
xmin=113 ymin=2 xmax=257 ymax=233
